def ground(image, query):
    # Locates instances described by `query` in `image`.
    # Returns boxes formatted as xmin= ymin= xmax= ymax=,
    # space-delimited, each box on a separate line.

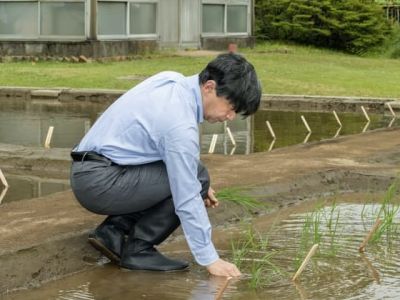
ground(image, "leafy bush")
xmin=256 ymin=0 xmax=392 ymax=54
xmin=388 ymin=25 xmax=400 ymax=58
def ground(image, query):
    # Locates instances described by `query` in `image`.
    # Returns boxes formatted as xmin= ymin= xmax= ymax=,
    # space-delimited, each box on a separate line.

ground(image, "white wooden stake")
xmin=303 ymin=132 xmax=311 ymax=144
xmin=333 ymin=110 xmax=342 ymax=127
xmin=265 ymin=120 xmax=276 ymax=139
xmin=208 ymin=134 xmax=218 ymax=154
xmin=225 ymin=127 xmax=236 ymax=146
xmin=292 ymin=244 xmax=319 ymax=281
xmin=386 ymin=102 xmax=396 ymax=118
xmin=362 ymin=121 xmax=370 ymax=133
xmin=333 ymin=126 xmax=342 ymax=138
xmin=388 ymin=117 xmax=396 ymax=128
xmin=0 ymin=168 xmax=8 ymax=187
xmin=0 ymin=186 xmax=8 ymax=204
xmin=44 ymin=126 xmax=54 ymax=149
xmin=229 ymin=146 xmax=236 ymax=155
xmin=361 ymin=106 xmax=370 ymax=122
xmin=268 ymin=139 xmax=276 ymax=152
xmin=301 ymin=115 xmax=312 ymax=133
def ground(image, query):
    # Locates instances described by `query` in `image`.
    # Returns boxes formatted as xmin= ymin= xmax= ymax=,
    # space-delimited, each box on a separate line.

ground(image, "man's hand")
xmin=204 ymin=187 xmax=219 ymax=208
xmin=206 ymin=258 xmax=241 ymax=277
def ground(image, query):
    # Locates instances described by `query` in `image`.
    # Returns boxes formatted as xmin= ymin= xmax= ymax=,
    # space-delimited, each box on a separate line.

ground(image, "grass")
xmin=1 ymin=42 xmax=400 ymax=97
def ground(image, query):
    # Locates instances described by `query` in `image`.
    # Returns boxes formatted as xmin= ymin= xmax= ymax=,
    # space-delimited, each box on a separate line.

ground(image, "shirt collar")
xmin=184 ymin=74 xmax=204 ymax=123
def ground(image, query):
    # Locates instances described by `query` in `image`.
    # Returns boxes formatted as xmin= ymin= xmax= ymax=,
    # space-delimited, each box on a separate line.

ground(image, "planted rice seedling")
xmin=230 ymin=225 xmax=285 ymax=289
xmin=371 ymin=180 xmax=400 ymax=245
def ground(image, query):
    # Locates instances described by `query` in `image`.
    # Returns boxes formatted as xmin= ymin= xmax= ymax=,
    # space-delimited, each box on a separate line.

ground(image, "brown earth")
xmin=1 ymin=127 xmax=399 ymax=294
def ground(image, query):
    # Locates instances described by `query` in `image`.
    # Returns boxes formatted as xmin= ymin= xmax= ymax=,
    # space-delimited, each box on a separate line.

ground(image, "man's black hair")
xmin=199 ymin=53 xmax=261 ymax=117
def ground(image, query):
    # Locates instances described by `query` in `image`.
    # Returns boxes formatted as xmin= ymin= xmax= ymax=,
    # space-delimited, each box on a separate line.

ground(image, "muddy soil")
xmin=0 ymin=127 xmax=399 ymax=295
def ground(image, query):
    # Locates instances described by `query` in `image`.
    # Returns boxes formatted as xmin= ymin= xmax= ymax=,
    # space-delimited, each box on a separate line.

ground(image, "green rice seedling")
xmin=216 ymin=187 xmax=266 ymax=213
xmin=248 ymin=261 xmax=264 ymax=290
xmin=294 ymin=213 xmax=314 ymax=269
xmin=322 ymin=202 xmax=341 ymax=257
xmin=312 ymin=210 xmax=322 ymax=245
xmin=230 ymin=225 xmax=285 ymax=289
xmin=231 ymin=226 xmax=257 ymax=269
xmin=371 ymin=180 xmax=400 ymax=245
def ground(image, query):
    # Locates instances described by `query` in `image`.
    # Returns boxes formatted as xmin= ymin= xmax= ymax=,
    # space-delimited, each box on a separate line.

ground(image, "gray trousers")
xmin=70 ymin=158 xmax=210 ymax=219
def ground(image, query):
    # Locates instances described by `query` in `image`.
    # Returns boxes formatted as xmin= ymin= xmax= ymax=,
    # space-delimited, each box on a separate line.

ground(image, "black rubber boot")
xmin=88 ymin=214 xmax=140 ymax=264
xmin=120 ymin=197 xmax=189 ymax=271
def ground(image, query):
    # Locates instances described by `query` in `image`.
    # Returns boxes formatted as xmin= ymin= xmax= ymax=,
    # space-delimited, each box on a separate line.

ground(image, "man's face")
xmin=202 ymin=81 xmax=237 ymax=123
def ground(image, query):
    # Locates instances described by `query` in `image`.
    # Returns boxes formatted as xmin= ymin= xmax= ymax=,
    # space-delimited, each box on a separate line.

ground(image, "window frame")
xmin=0 ymin=0 xmax=88 ymax=40
xmin=97 ymin=0 xmax=158 ymax=40
xmin=201 ymin=0 xmax=250 ymax=37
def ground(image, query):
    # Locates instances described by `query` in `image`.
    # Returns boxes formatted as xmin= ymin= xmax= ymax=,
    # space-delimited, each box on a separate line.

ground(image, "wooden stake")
xmin=360 ymin=252 xmax=380 ymax=284
xmin=0 ymin=186 xmax=8 ymax=204
xmin=359 ymin=218 xmax=382 ymax=253
xmin=301 ymin=115 xmax=312 ymax=133
xmin=362 ymin=121 xmax=370 ymax=133
xmin=215 ymin=277 xmax=231 ymax=300
xmin=44 ymin=126 xmax=54 ymax=149
xmin=0 ymin=168 xmax=8 ymax=188
xmin=333 ymin=110 xmax=342 ymax=127
xmin=361 ymin=106 xmax=370 ymax=122
xmin=292 ymin=244 xmax=319 ymax=281
xmin=303 ymin=132 xmax=311 ymax=144
xmin=208 ymin=134 xmax=218 ymax=154
xmin=386 ymin=102 xmax=396 ymax=118
xmin=266 ymin=120 xmax=276 ymax=139
xmin=226 ymin=127 xmax=236 ymax=146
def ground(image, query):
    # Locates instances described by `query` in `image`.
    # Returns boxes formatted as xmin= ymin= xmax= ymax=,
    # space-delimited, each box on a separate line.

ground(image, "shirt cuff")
xmin=192 ymin=242 xmax=219 ymax=266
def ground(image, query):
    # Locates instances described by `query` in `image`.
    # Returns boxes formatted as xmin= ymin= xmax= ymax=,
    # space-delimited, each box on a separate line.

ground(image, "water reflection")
xmin=0 ymin=100 xmax=399 ymax=154
xmin=0 ymin=173 xmax=70 ymax=204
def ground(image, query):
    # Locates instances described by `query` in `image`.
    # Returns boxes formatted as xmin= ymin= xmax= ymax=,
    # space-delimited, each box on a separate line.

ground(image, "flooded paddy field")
xmin=4 ymin=190 xmax=399 ymax=300
xmin=0 ymin=99 xmax=398 ymax=155
xmin=0 ymin=94 xmax=399 ymax=299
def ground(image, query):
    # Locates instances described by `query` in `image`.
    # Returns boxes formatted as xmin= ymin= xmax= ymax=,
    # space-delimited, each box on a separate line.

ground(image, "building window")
xmin=0 ymin=0 xmax=86 ymax=39
xmin=98 ymin=2 xmax=127 ymax=35
xmin=227 ymin=5 xmax=247 ymax=33
xmin=202 ymin=4 xmax=224 ymax=33
xmin=130 ymin=3 xmax=156 ymax=34
xmin=98 ymin=1 xmax=157 ymax=38
xmin=202 ymin=1 xmax=249 ymax=35
xmin=0 ymin=2 xmax=38 ymax=36
xmin=41 ymin=2 xmax=85 ymax=36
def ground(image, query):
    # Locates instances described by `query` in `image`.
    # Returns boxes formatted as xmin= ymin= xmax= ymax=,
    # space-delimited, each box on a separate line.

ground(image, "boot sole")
xmin=88 ymin=237 xmax=121 ymax=264
xmin=120 ymin=265 xmax=189 ymax=273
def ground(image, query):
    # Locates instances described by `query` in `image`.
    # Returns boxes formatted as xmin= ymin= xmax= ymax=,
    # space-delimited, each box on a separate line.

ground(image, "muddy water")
xmin=0 ymin=172 xmax=69 ymax=204
xmin=5 ymin=192 xmax=400 ymax=299
xmin=1 ymin=100 xmax=399 ymax=154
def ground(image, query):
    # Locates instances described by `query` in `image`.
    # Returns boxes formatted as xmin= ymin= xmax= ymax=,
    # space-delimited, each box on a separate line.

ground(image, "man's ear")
xmin=204 ymin=80 xmax=216 ymax=92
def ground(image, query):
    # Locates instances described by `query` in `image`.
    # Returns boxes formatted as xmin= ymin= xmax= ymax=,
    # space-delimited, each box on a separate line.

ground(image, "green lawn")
xmin=0 ymin=42 xmax=399 ymax=98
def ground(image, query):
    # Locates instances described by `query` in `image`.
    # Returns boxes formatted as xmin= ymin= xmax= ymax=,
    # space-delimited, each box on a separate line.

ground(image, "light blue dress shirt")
xmin=75 ymin=71 xmax=219 ymax=266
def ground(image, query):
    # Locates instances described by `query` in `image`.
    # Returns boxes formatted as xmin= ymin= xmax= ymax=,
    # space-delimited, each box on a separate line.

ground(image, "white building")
xmin=0 ymin=0 xmax=255 ymax=57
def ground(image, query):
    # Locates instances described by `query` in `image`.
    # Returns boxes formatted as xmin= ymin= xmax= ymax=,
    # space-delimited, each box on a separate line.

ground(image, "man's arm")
xmin=160 ymin=127 xmax=241 ymax=276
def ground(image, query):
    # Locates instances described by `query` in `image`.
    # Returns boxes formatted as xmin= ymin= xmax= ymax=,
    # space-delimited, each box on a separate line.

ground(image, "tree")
xmin=255 ymin=0 xmax=391 ymax=54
